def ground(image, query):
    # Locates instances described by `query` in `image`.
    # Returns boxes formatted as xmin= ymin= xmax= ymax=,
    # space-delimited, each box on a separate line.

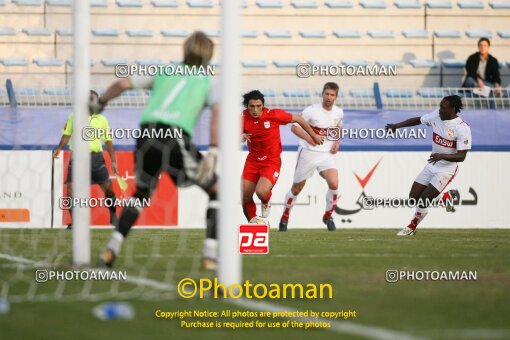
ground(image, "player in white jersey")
xmin=279 ymin=82 xmax=343 ymax=231
xmin=386 ymin=95 xmax=472 ymax=236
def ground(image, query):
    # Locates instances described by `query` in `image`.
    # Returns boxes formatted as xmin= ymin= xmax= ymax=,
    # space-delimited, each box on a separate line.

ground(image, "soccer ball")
xmin=249 ymin=216 xmax=269 ymax=226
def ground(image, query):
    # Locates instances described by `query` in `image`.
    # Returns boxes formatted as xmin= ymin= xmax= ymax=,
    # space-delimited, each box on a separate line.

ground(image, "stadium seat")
xmin=308 ymin=60 xmax=336 ymax=65
xmin=43 ymin=87 xmax=72 ymax=96
xmin=90 ymin=0 xmax=108 ymax=6
xmin=0 ymin=58 xmax=29 ymax=66
xmin=56 ymin=28 xmax=72 ymax=36
xmin=203 ymin=29 xmax=220 ymax=37
xmin=273 ymin=60 xmax=300 ymax=67
xmin=12 ymin=0 xmax=41 ymax=6
xmin=333 ymin=30 xmax=362 ymax=38
xmin=299 ymin=30 xmax=327 ymax=38
xmin=33 ymin=58 xmax=64 ymax=66
xmin=342 ymin=59 xmax=369 ymax=66
xmin=465 ymin=29 xmax=492 ymax=38
xmin=151 ymin=0 xmax=179 ymax=7
xmin=489 ymin=0 xmax=510 ymax=8
xmin=22 ymin=28 xmax=52 ymax=36
xmin=92 ymin=29 xmax=119 ymax=37
xmin=498 ymin=31 xmax=510 ymax=38
xmin=325 ymin=0 xmax=353 ymax=7
xmin=0 ymin=27 xmax=16 ymax=36
xmin=434 ymin=30 xmax=461 ymax=38
xmin=376 ymin=59 xmax=405 ymax=67
xmin=242 ymin=30 xmax=258 ymax=38
xmin=135 ymin=58 xmax=164 ymax=65
xmin=394 ymin=0 xmax=422 ymax=8
xmin=46 ymin=0 xmax=72 ymax=6
xmin=417 ymin=88 xmax=446 ymax=97
xmin=349 ymin=89 xmax=374 ymax=97
xmin=241 ymin=60 xmax=267 ymax=68
xmin=66 ymin=58 xmax=96 ymax=66
xmin=161 ymin=29 xmax=188 ymax=37
xmin=402 ymin=29 xmax=429 ymax=38
xmin=409 ymin=59 xmax=439 ymax=68
xmin=442 ymin=59 xmax=466 ymax=68
xmin=360 ymin=0 xmax=387 ymax=8
xmin=457 ymin=0 xmax=484 ymax=8
xmin=121 ymin=89 xmax=145 ymax=96
xmin=384 ymin=89 xmax=413 ymax=97
xmin=116 ymin=0 xmax=144 ymax=7
xmin=15 ymin=88 xmax=40 ymax=95
xmin=260 ymin=89 xmax=278 ymax=97
xmin=101 ymin=58 xmax=128 ymax=66
xmin=291 ymin=0 xmax=319 ymax=8
xmin=256 ymin=0 xmax=283 ymax=8
xmin=0 ymin=0 xmax=4 ymax=5
xmin=126 ymin=29 xmax=153 ymax=37
xmin=367 ymin=30 xmax=395 ymax=38
xmin=186 ymin=0 xmax=213 ymax=8
xmin=426 ymin=0 xmax=452 ymax=8
xmin=265 ymin=30 xmax=292 ymax=38
xmin=283 ymin=89 xmax=311 ymax=97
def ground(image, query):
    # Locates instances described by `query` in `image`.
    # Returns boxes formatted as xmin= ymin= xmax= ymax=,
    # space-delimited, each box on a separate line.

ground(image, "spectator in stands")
xmin=463 ymin=38 xmax=502 ymax=96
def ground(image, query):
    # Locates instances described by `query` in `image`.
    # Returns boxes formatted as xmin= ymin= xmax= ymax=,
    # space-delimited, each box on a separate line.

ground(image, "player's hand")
xmin=330 ymin=143 xmax=339 ymax=154
xmin=312 ymin=134 xmax=325 ymax=145
xmin=53 ymin=149 xmax=61 ymax=159
xmin=89 ymin=96 xmax=105 ymax=114
xmin=306 ymin=136 xmax=317 ymax=146
xmin=428 ymin=153 xmax=443 ymax=164
xmin=385 ymin=124 xmax=398 ymax=132
xmin=111 ymin=161 xmax=118 ymax=175
xmin=241 ymin=133 xmax=251 ymax=143
xmin=495 ymin=87 xmax=503 ymax=97
xmin=195 ymin=146 xmax=217 ymax=188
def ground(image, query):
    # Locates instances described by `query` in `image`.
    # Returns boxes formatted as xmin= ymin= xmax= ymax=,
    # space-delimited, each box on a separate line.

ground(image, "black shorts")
xmin=66 ymin=152 xmax=110 ymax=185
xmin=134 ymin=123 xmax=216 ymax=192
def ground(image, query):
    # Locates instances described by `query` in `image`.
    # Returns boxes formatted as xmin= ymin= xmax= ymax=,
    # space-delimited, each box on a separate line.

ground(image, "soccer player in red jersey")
xmin=241 ymin=90 xmax=324 ymax=221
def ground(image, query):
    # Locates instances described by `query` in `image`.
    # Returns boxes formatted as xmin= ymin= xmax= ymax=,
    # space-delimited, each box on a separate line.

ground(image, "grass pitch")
xmin=0 ymin=229 xmax=509 ymax=340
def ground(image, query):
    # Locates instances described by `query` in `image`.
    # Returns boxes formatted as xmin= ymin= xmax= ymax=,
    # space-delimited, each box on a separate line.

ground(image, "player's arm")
xmin=290 ymin=124 xmax=316 ymax=146
xmin=91 ymin=76 xmax=153 ymax=112
xmin=428 ymin=150 xmax=468 ymax=164
xmin=385 ymin=117 xmax=421 ymax=131
xmin=53 ymin=134 xmax=71 ymax=159
xmin=104 ymin=141 xmax=118 ymax=175
xmin=291 ymin=114 xmax=324 ymax=145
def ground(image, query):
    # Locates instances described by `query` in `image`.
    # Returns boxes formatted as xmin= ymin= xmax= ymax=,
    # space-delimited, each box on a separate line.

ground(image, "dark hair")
xmin=443 ymin=95 xmax=463 ymax=113
xmin=478 ymin=37 xmax=490 ymax=46
xmin=322 ymin=82 xmax=339 ymax=95
xmin=90 ymin=89 xmax=99 ymax=98
xmin=242 ymin=90 xmax=265 ymax=107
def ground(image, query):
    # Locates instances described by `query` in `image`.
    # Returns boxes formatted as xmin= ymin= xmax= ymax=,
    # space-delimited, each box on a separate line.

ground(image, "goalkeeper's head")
xmin=183 ymin=31 xmax=214 ymax=67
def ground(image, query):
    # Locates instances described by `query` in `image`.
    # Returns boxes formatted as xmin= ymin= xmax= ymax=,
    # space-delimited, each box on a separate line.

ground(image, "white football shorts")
xmin=293 ymin=147 xmax=338 ymax=183
xmin=415 ymin=162 xmax=458 ymax=192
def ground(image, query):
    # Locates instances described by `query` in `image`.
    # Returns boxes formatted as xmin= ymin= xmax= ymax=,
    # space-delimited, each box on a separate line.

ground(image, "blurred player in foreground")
xmin=241 ymin=90 xmax=324 ymax=222
xmin=92 ymin=31 xmax=220 ymax=269
xmin=386 ymin=95 xmax=471 ymax=236
xmin=279 ymin=82 xmax=343 ymax=232
xmin=53 ymin=90 xmax=118 ymax=229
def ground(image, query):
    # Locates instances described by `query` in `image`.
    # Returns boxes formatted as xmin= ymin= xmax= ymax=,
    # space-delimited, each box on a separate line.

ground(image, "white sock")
xmin=410 ymin=207 xmax=429 ymax=229
xmin=106 ymin=230 xmax=124 ymax=256
xmin=203 ymin=238 xmax=218 ymax=260
xmin=324 ymin=189 xmax=339 ymax=218
xmin=282 ymin=191 xmax=297 ymax=221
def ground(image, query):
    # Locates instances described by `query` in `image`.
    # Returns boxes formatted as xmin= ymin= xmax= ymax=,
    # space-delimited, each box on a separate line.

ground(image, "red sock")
xmin=262 ymin=191 xmax=272 ymax=204
xmin=242 ymin=199 xmax=257 ymax=221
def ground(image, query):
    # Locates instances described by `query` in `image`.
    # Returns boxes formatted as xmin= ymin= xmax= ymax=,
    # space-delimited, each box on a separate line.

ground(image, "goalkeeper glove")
xmin=195 ymin=146 xmax=218 ymax=188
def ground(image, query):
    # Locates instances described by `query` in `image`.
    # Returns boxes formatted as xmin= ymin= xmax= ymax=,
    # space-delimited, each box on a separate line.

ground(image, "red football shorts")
xmin=242 ymin=158 xmax=281 ymax=185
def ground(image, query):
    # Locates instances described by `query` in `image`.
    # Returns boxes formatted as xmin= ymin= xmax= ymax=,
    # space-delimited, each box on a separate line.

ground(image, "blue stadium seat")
xmin=92 ymin=28 xmax=119 ymax=37
xmin=273 ymin=60 xmax=299 ymax=67
xmin=360 ymin=0 xmax=387 ymax=8
xmin=342 ymin=59 xmax=369 ymax=66
xmin=22 ymin=28 xmax=51 ymax=36
xmin=349 ymin=89 xmax=374 ymax=97
xmin=265 ymin=30 xmax=292 ymax=38
xmin=187 ymin=0 xmax=213 ymax=8
xmin=489 ymin=0 xmax=510 ymax=8
xmin=256 ymin=0 xmax=283 ymax=8
xmin=283 ymin=89 xmax=311 ymax=97
xmin=121 ymin=90 xmax=145 ymax=96
xmin=465 ymin=29 xmax=492 ymax=38
xmin=291 ymin=0 xmax=319 ymax=8
xmin=402 ymin=29 xmax=429 ymax=38
xmin=394 ymin=0 xmax=422 ymax=8
xmin=457 ymin=0 xmax=484 ymax=8
xmin=116 ymin=0 xmax=144 ymax=7
xmin=135 ymin=58 xmax=164 ymax=65
xmin=242 ymin=30 xmax=258 ymax=38
xmin=426 ymin=0 xmax=452 ymax=8
xmin=0 ymin=27 xmax=16 ymax=36
xmin=376 ymin=59 xmax=405 ymax=67
xmin=385 ymin=89 xmax=413 ymax=98
xmin=210 ymin=60 xmax=221 ymax=67
xmin=442 ymin=59 xmax=465 ymax=68
xmin=13 ymin=0 xmax=41 ymax=6
xmin=126 ymin=29 xmax=153 ymax=37
xmin=260 ymin=89 xmax=278 ymax=97
xmin=43 ymin=87 xmax=72 ymax=96
xmin=0 ymin=58 xmax=29 ymax=66
xmin=161 ymin=29 xmax=188 ymax=37
xmin=299 ymin=30 xmax=327 ymax=38
xmin=203 ymin=29 xmax=220 ymax=37
xmin=434 ymin=30 xmax=461 ymax=38
xmin=333 ymin=30 xmax=362 ymax=38
xmin=56 ymin=28 xmax=72 ymax=36
xmin=409 ymin=59 xmax=439 ymax=68
xmin=33 ymin=58 xmax=64 ymax=66
xmin=367 ymin=30 xmax=395 ymax=38
xmin=66 ymin=58 xmax=95 ymax=66
xmin=151 ymin=0 xmax=179 ymax=7
xmin=241 ymin=60 xmax=267 ymax=68
xmin=0 ymin=0 xmax=4 ymax=5
xmin=46 ymin=0 xmax=72 ymax=6
xmin=90 ymin=0 xmax=108 ymax=6
xmin=16 ymin=88 xmax=40 ymax=95
xmin=101 ymin=58 xmax=128 ymax=66
xmin=417 ymin=89 xmax=446 ymax=98
xmin=498 ymin=31 xmax=510 ymax=38
xmin=325 ymin=0 xmax=353 ymax=7
xmin=308 ymin=60 xmax=336 ymax=65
